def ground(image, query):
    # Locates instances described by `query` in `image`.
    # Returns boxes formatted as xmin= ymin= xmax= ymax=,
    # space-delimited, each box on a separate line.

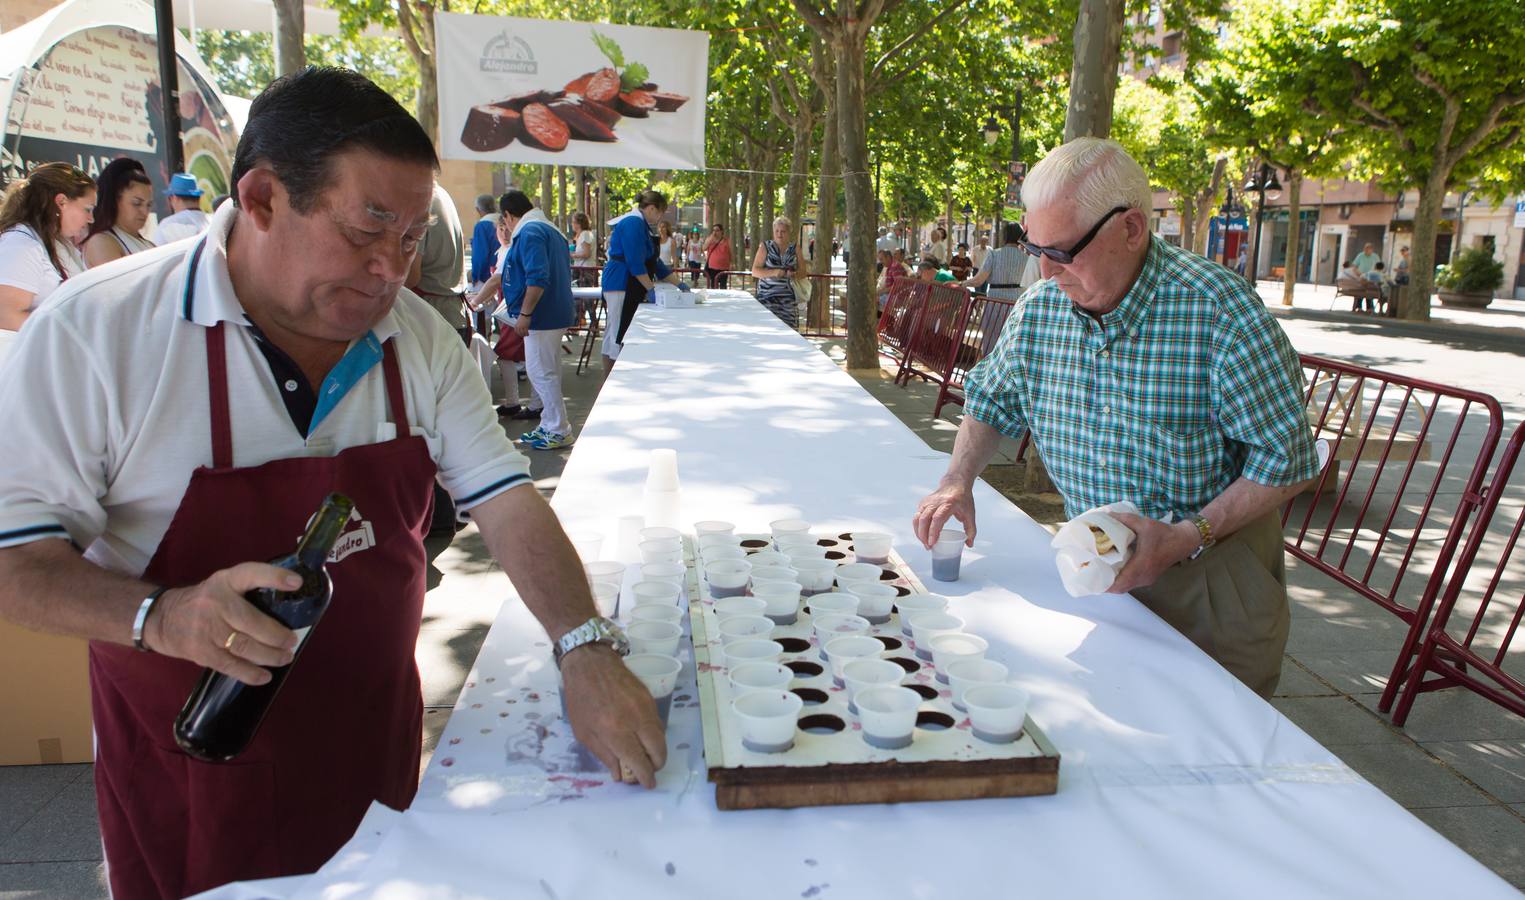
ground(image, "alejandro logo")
xmin=329 ymin=507 xmax=376 ymax=564
xmin=480 ymin=32 xmax=537 ymax=75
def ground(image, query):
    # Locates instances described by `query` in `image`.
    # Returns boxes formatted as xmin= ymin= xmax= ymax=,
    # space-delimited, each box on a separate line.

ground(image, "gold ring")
xmin=223 ymin=631 xmax=238 ymax=651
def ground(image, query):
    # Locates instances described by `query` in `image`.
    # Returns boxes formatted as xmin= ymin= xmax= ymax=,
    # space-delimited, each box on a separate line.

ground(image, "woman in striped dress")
xmin=959 ymin=222 xmax=1041 ymax=354
xmin=82 ymin=158 xmax=155 ymax=268
xmin=750 ymin=216 xmax=799 ymax=327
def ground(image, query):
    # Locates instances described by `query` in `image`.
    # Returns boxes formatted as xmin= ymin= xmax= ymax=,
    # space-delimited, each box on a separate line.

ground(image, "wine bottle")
xmin=173 ymin=493 xmax=354 ymax=762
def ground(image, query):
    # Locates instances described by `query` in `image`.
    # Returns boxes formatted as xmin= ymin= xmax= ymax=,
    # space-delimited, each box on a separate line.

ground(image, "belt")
xmin=989 ymin=283 xmax=1023 ymax=289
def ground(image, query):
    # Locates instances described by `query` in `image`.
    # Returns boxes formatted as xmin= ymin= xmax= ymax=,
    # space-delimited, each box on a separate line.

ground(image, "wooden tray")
xmin=687 ymin=532 xmax=1060 ymax=811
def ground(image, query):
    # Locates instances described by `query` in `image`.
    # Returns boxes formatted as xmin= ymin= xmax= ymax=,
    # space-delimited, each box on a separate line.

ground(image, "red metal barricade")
xmin=1393 ymin=420 xmax=1525 ymax=724
xmin=1284 ymin=354 xmax=1505 ymax=711
xmin=876 ymin=278 xmax=929 ymax=368
xmin=895 ymin=282 xmax=972 ymax=386
xmin=931 ymin=293 xmax=1016 ymax=419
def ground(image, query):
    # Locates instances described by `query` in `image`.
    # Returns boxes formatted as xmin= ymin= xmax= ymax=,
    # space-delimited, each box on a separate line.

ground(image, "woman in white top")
xmin=82 ymin=158 xmax=156 ymax=268
xmin=657 ymin=220 xmax=679 ymax=269
xmin=0 ymin=162 xmax=95 ymax=331
xmin=570 ymin=212 xmax=597 ymax=286
xmin=927 ymin=227 xmax=949 ymax=267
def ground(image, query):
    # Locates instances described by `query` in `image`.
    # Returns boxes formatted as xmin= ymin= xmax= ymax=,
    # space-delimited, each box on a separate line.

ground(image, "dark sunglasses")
xmin=1016 ymin=205 xmax=1131 ymax=264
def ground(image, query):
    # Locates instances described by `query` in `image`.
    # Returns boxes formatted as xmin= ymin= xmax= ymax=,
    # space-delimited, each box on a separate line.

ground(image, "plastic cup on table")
xmin=907 ymin=611 xmax=965 ymax=661
xmin=718 ymin=615 xmax=775 ymax=644
xmin=584 ymin=561 xmax=625 ymax=586
xmin=834 ymin=562 xmax=883 ymax=588
xmin=896 ymin=594 xmax=949 ymax=636
xmin=715 ymin=596 xmax=768 ymax=621
xmin=615 ymin=515 xmax=645 ymax=563
xmin=702 ymin=545 xmax=746 ymax=564
xmin=623 ymin=653 xmax=682 ymax=727
xmin=769 ymin=518 xmax=811 ymax=543
xmin=639 ymin=540 xmax=682 ymax=566
xmin=963 ymin=684 xmax=1031 ymax=744
xmin=811 ymin=614 xmax=871 ymax=650
xmin=706 ymin=559 xmax=752 ymax=599
xmin=751 ymin=581 xmax=802 ymax=625
xmin=640 ymin=561 xmax=687 ymax=589
xmin=927 ymin=633 xmax=989 ymax=683
xmin=727 ymin=661 xmax=794 ymax=696
xmin=945 ymin=659 xmax=1008 ymax=713
xmin=808 ymin=592 xmax=860 ymax=618
xmin=776 ymin=537 xmax=825 ymax=559
xmin=855 ymin=685 xmax=921 ymax=750
xmin=841 ymin=657 xmax=905 ymax=715
xmin=626 ymin=620 xmax=683 ymax=657
xmin=746 ymin=550 xmax=792 ymax=569
xmin=824 ymin=634 xmax=886 ymax=686
xmin=646 ymin=449 xmax=680 ymax=492
xmin=694 ymin=520 xmax=735 ymax=537
xmin=932 ymin=529 xmax=966 ymax=582
xmin=566 ymin=530 xmax=605 ymax=562
xmin=845 ymin=582 xmax=897 ymax=625
xmin=749 ymin=565 xmax=799 ymax=586
xmin=731 ymin=690 xmax=803 ymax=754
xmin=589 ymin=580 xmax=621 ymax=617
xmin=640 ymin=526 xmax=682 ymax=545
xmin=721 ymin=638 xmax=784 ymax=666
xmin=790 ymin=558 xmax=838 ymax=595
xmin=632 ymin=579 xmax=681 ymax=608
xmin=631 ymin=603 xmax=684 ymax=628
xmin=699 ymin=533 xmax=740 ymax=553
xmin=850 ymin=531 xmax=894 ymax=565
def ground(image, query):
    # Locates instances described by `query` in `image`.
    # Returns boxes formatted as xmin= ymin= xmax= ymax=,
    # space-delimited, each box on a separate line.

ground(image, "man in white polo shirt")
xmin=0 ymin=68 xmax=662 ymax=900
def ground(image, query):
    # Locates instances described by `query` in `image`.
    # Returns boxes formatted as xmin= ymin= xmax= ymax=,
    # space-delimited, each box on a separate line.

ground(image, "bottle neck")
xmin=294 ymin=494 xmax=354 ymax=570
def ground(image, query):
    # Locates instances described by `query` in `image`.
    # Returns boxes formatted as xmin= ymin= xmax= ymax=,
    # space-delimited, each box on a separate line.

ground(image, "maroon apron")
xmin=88 ymin=322 xmax=438 ymax=899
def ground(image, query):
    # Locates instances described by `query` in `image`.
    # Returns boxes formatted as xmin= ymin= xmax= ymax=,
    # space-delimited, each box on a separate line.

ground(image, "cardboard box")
xmin=0 ymin=619 xmax=94 ymax=765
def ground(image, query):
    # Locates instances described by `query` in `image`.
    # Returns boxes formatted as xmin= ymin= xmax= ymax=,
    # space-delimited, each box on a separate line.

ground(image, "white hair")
xmin=773 ymin=216 xmax=791 ymax=229
xmin=1022 ymin=137 xmax=1152 ymax=223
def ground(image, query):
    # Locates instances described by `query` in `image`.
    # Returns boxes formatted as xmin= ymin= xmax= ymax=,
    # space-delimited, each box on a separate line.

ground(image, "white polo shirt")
xmin=0 ymin=201 xmax=532 ymax=578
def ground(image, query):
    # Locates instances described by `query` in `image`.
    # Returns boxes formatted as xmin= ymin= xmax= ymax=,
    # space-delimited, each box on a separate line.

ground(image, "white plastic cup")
xmin=623 ymin=653 xmax=683 ymax=725
xmin=640 ymin=561 xmax=687 ymax=588
xmin=769 ymin=518 xmax=811 ymax=541
xmin=702 ymin=545 xmax=746 ymax=563
xmin=646 ymin=448 xmax=680 ymax=492
xmin=719 ymin=615 xmax=775 ymax=644
xmin=631 ymin=604 xmax=684 ymax=627
xmin=932 ymin=529 xmax=966 ymax=582
xmin=728 ymin=661 xmax=794 ymax=695
xmin=694 ymin=520 xmax=735 ymax=537
xmin=640 ymin=526 xmax=682 ymax=547
xmin=639 ymin=540 xmax=683 ymax=566
xmin=749 ymin=565 xmax=799 ymax=586
xmin=855 ymin=685 xmax=921 ymax=750
xmin=632 ymin=579 xmax=681 ymax=608
xmin=567 ymin=530 xmax=605 ymax=562
xmin=626 ymin=620 xmax=682 ymax=657
xmin=851 ymin=531 xmax=894 ymax=565
xmin=731 ymin=690 xmax=803 ymax=753
xmin=928 ymin=633 xmax=989 ymax=683
xmin=746 ymin=550 xmax=792 ymax=569
xmin=615 ymin=515 xmax=645 ymax=563
xmin=842 ymin=658 xmax=906 ymax=715
xmin=812 ymin=614 xmax=872 ymax=649
xmin=808 ymin=592 xmax=860 ymax=618
xmin=907 ymin=611 xmax=965 ymax=661
xmin=824 ymin=634 xmax=886 ymax=685
xmin=834 ymin=562 xmax=884 ymax=587
xmin=964 ymin=684 xmax=1031 ymax=744
xmin=706 ymin=559 xmax=752 ymax=599
xmin=590 ymin=580 xmax=621 ymax=617
xmin=946 ymin=659 xmax=1008 ymax=712
xmin=722 ymin=638 xmax=784 ymax=666
xmin=699 ymin=533 xmax=740 ymax=552
xmin=790 ymin=558 xmax=838 ymax=595
xmin=845 ymin=582 xmax=897 ymax=625
xmin=584 ymin=561 xmax=626 ymax=586
xmin=751 ymin=581 xmax=802 ymax=625
xmin=715 ymin=596 xmax=768 ymax=621
xmin=776 ymin=536 xmax=825 ymax=557
xmin=896 ymin=594 xmax=949 ymax=636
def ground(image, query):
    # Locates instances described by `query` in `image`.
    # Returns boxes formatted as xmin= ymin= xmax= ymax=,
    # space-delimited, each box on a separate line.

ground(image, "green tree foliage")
xmin=192 ymin=29 xmax=419 ymax=110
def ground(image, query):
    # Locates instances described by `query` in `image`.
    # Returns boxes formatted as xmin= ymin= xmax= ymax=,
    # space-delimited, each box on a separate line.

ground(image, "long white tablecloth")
xmin=199 ymin=290 xmax=1515 ymax=899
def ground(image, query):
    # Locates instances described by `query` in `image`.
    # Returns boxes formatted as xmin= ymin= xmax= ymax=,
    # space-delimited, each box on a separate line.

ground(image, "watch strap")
xmin=1187 ymin=514 xmax=1215 ymax=561
xmin=132 ymin=587 xmax=168 ymax=652
xmin=553 ymin=616 xmax=629 ymax=668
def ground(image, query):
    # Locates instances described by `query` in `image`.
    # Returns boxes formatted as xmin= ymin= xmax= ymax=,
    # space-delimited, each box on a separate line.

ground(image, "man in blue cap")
xmin=154 ymin=173 xmax=210 ymax=245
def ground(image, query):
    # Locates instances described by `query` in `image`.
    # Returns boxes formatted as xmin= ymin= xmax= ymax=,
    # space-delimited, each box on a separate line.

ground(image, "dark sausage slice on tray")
xmin=579 ymin=97 xmax=622 ymax=128
xmin=583 ymin=68 xmax=622 ymax=104
xmin=461 ymin=104 xmax=521 ymax=151
xmin=648 ymin=92 xmax=689 ymax=112
xmin=615 ymin=90 xmax=656 ymax=118
xmin=494 ymin=89 xmax=555 ymax=111
xmin=548 ymin=99 xmax=616 ymax=142
xmin=521 ymin=102 xmax=570 ymax=151
xmin=564 ymin=71 xmax=596 ymax=95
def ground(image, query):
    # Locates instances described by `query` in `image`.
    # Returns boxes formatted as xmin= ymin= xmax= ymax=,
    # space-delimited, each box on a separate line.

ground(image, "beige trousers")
xmin=1133 ymin=511 xmax=1290 ymax=698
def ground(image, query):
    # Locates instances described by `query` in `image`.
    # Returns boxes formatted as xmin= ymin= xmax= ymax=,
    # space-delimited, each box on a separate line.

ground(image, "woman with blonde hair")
xmin=0 ymin=162 xmax=95 ymax=332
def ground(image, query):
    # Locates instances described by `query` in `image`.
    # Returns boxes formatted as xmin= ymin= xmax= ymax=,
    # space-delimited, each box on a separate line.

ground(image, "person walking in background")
xmin=686 ymin=227 xmax=705 ymax=281
xmin=971 ymin=233 xmax=990 ymax=272
xmin=949 ymin=242 xmax=974 ymax=280
xmin=0 ymin=162 xmax=94 ymax=334
xmin=497 ymin=190 xmax=576 ymax=451
xmin=703 ymin=222 xmax=731 ymax=288
xmin=468 ymin=193 xmax=499 ymax=291
xmin=153 ymin=173 xmax=209 ymax=245
xmin=752 ymin=216 xmax=801 ymax=328
xmin=82 ymin=158 xmax=155 ymax=268
xmin=603 ymin=190 xmax=684 ymax=371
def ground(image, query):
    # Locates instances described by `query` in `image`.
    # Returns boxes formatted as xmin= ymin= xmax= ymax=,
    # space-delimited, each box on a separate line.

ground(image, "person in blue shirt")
xmin=468 ymin=193 xmax=500 ymax=289
xmin=601 ymin=189 xmax=685 ymax=372
xmin=498 ymin=189 xmax=576 ymax=450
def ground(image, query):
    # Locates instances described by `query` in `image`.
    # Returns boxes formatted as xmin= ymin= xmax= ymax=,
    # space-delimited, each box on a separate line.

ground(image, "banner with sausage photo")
xmin=435 ymin=13 xmax=709 ymax=170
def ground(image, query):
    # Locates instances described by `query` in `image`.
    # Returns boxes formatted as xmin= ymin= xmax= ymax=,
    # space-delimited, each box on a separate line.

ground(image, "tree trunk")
xmin=743 ymin=167 xmax=759 ymax=262
xmin=1063 ymin=0 xmax=1125 ymax=141
xmin=396 ymin=1 xmax=438 ymax=141
xmin=783 ymin=104 xmax=814 ymax=243
xmin=272 ymin=0 xmax=306 ymax=76
xmin=943 ymin=185 xmax=954 ymax=252
xmin=1281 ymin=170 xmax=1302 ymax=306
xmin=1405 ymin=169 xmax=1449 ymax=321
xmin=557 ymin=166 xmax=567 ymax=230
xmin=540 ymin=165 xmax=554 ymax=213
xmin=836 ymin=34 xmax=877 ymax=370
xmin=809 ymin=70 xmax=840 ymax=332
xmin=1191 ymin=158 xmax=1226 ymax=256
xmin=1179 ymin=198 xmax=1196 ymax=256
xmin=763 ymin=162 xmax=778 ymax=248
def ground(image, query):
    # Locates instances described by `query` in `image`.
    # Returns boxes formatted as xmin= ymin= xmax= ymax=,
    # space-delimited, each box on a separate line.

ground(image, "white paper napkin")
xmin=1050 ymin=501 xmax=1141 ymax=597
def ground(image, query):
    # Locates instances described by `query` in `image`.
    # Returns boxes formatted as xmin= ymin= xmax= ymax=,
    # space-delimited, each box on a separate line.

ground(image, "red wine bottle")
xmin=173 ymin=493 xmax=354 ymax=762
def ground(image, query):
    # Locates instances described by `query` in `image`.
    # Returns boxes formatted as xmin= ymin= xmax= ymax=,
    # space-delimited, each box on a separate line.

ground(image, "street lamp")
xmin=982 ymin=116 xmax=1001 ymax=145
xmin=960 ymin=202 xmax=974 ymax=247
xmin=1242 ymin=163 xmax=1282 ymax=282
xmin=982 ymin=90 xmax=1023 ymax=245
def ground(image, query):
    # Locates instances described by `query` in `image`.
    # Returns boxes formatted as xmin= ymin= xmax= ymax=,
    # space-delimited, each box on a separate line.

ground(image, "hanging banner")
xmin=435 ymin=13 xmax=709 ymax=170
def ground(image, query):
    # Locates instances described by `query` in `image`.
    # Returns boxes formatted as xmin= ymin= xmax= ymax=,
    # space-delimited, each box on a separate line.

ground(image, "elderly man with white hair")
xmin=913 ymin=138 xmax=1320 ymax=697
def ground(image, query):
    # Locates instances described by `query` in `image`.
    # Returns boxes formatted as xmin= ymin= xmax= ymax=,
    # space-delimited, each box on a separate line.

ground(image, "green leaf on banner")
xmin=621 ymin=62 xmax=650 ymax=91
xmin=591 ymin=31 xmax=624 ymax=68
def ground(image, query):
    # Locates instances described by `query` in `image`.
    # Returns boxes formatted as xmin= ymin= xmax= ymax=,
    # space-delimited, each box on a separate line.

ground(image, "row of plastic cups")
xmin=623 ymin=652 xmax=682 ymax=727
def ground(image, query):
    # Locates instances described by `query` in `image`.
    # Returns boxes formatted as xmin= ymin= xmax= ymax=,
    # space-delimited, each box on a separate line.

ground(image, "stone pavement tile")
xmin=416 ymin=628 xmax=489 ymax=708
xmin=1356 ymin=690 xmax=1525 ymax=742
xmin=1421 ymin=741 xmax=1525 ymax=804
xmin=0 ymin=765 xmax=85 ymax=845
xmin=0 ymin=860 xmax=107 ymax=898
xmin=0 ymin=775 xmax=101 ymax=864
xmin=1408 ymin=806 xmax=1525 ymax=890
xmin=1326 ymin=741 xmax=1496 ymax=809
xmin=1272 ymin=660 xmax=1338 ymax=697
xmin=1290 ymin=649 xmax=1399 ymax=694
xmin=1286 ymin=614 xmax=1408 ymax=652
xmin=1272 ymin=696 xmax=1404 ymax=745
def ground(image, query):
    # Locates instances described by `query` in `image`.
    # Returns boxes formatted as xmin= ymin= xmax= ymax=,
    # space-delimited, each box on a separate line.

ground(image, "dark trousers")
xmin=705 ymin=267 xmax=728 ymax=289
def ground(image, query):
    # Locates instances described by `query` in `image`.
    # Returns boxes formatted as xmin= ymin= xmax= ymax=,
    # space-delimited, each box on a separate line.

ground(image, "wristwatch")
xmin=1187 ymin=513 xmax=1216 ymax=561
xmin=552 ymin=616 xmax=630 ymax=668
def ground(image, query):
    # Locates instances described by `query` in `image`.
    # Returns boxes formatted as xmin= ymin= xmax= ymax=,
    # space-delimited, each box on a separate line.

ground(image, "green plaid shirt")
xmin=964 ymin=235 xmax=1319 ymax=520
